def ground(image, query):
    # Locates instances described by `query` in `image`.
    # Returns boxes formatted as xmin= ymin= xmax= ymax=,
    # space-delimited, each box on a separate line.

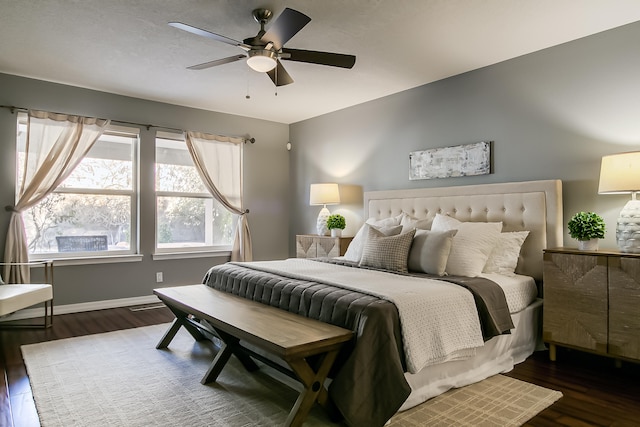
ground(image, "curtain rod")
xmin=0 ymin=104 xmax=256 ymax=144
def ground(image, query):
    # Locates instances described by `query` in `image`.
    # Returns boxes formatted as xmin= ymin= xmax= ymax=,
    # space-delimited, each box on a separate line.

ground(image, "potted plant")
xmin=326 ymin=214 xmax=346 ymax=237
xmin=567 ymin=211 xmax=606 ymax=251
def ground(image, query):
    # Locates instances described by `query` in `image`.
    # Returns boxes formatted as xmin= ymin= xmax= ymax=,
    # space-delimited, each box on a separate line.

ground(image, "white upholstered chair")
xmin=0 ymin=261 xmax=54 ymax=328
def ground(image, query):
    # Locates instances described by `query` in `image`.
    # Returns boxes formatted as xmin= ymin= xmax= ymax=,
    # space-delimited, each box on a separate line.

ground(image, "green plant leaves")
xmin=326 ymin=214 xmax=346 ymax=230
xmin=567 ymin=211 xmax=606 ymax=240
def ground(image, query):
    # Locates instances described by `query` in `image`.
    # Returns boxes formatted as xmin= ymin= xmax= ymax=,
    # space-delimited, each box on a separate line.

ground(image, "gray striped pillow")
xmin=360 ymin=225 xmax=416 ymax=273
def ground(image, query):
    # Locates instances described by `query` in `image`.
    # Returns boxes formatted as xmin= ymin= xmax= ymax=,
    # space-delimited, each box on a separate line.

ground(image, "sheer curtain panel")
xmin=185 ymin=131 xmax=252 ymax=262
xmin=4 ymin=110 xmax=109 ymax=282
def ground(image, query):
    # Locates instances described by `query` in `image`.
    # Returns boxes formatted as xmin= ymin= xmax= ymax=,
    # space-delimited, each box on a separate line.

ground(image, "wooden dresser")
xmin=543 ymin=247 xmax=640 ymax=363
xmin=296 ymin=235 xmax=352 ymax=258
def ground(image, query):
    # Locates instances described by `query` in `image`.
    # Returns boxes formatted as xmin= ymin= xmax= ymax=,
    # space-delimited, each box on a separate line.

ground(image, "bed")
xmin=203 ymin=179 xmax=563 ymax=426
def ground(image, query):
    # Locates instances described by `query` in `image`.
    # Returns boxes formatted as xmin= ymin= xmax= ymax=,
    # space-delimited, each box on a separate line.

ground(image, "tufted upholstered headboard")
xmin=364 ymin=180 xmax=563 ymax=282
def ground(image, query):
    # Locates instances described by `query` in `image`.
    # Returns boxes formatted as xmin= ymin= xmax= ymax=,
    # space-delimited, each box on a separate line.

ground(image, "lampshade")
xmin=309 ymin=183 xmax=341 ymax=206
xmin=247 ymin=50 xmax=277 ymax=72
xmin=310 ymin=183 xmax=340 ymax=236
xmin=598 ymin=151 xmax=640 ymax=253
xmin=598 ymin=152 xmax=640 ymax=194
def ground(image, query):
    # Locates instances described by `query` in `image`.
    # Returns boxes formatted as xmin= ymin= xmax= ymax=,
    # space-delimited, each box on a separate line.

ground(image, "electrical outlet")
xmin=156 ymin=272 xmax=163 ymax=283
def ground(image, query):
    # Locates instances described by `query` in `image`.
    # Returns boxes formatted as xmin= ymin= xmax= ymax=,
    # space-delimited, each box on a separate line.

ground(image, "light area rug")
xmin=21 ymin=323 xmax=562 ymax=427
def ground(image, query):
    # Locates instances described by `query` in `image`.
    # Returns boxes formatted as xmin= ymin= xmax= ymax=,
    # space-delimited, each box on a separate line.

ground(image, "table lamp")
xmin=598 ymin=151 xmax=640 ymax=253
xmin=310 ymin=183 xmax=340 ymax=236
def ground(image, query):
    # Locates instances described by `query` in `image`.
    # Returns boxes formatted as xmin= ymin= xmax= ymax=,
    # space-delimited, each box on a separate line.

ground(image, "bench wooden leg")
xmin=201 ymin=329 xmax=259 ymax=384
xmin=201 ymin=340 xmax=234 ymax=384
xmin=156 ymin=303 xmax=206 ymax=349
xmin=156 ymin=317 xmax=185 ymax=349
xmin=156 ymin=315 xmax=206 ymax=348
xmin=285 ymin=349 xmax=340 ymax=427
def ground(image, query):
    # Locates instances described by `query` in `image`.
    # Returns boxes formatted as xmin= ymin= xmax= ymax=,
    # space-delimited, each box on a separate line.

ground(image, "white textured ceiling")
xmin=2 ymin=0 xmax=640 ymax=124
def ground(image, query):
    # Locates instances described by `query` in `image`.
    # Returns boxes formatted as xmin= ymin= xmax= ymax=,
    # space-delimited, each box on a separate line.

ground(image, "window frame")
xmin=16 ymin=112 xmax=140 ymax=261
xmin=154 ymin=132 xmax=236 ymax=255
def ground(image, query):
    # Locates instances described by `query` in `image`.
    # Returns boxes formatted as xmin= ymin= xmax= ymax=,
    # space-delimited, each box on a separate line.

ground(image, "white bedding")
xmin=236 ymin=259 xmax=542 ymax=414
xmin=232 ymin=259 xmax=535 ymax=375
xmin=479 ymin=272 xmax=538 ymax=313
xmin=401 ymin=298 xmax=543 ymax=411
xmin=398 ymin=272 xmax=541 ymax=411
xmin=235 ymin=258 xmax=487 ymax=373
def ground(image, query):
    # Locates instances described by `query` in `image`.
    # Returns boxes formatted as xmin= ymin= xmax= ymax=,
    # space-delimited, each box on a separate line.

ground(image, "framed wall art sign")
xmin=409 ymin=141 xmax=492 ymax=180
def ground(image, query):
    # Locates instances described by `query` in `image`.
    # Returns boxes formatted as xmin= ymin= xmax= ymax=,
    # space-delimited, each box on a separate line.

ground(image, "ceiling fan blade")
xmin=261 ymin=8 xmax=311 ymax=50
xmin=169 ymin=22 xmax=250 ymax=50
xmin=266 ymin=60 xmax=294 ymax=87
xmin=187 ymin=55 xmax=246 ymax=70
xmin=281 ymin=48 xmax=356 ymax=69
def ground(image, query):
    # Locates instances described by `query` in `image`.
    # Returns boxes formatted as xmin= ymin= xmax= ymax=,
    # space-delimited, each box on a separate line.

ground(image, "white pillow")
xmin=360 ymin=226 xmax=416 ymax=273
xmin=407 ymin=229 xmax=458 ymax=276
xmin=343 ymin=216 xmax=403 ymax=262
xmin=483 ymin=231 xmax=530 ymax=276
xmin=430 ymin=213 xmax=461 ymax=230
xmin=399 ymin=212 xmax=432 ymax=233
xmin=431 ymin=213 xmax=502 ymax=277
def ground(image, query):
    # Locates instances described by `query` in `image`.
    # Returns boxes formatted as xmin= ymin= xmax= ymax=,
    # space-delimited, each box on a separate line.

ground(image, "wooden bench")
xmin=153 ymin=284 xmax=353 ymax=427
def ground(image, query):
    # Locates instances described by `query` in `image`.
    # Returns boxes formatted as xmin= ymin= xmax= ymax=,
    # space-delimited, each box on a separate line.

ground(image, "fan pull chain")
xmin=245 ymin=67 xmax=251 ymax=99
xmin=275 ymin=64 xmax=278 ymax=96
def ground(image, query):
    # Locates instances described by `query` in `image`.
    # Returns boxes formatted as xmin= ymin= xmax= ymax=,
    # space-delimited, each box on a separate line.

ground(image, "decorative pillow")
xmin=430 ymin=213 xmax=461 ymax=230
xmin=483 ymin=231 xmax=530 ymax=276
xmin=343 ymin=216 xmax=403 ymax=262
xmin=399 ymin=212 xmax=432 ymax=233
xmin=407 ymin=229 xmax=458 ymax=276
xmin=431 ymin=214 xmax=502 ymax=277
xmin=360 ymin=226 xmax=416 ymax=273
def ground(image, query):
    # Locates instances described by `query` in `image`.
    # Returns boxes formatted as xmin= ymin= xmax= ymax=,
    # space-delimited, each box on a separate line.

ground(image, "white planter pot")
xmin=578 ymin=239 xmax=599 ymax=251
xmin=330 ymin=229 xmax=342 ymax=237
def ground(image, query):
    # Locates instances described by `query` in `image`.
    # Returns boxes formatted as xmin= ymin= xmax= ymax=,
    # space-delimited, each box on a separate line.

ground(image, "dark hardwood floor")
xmin=2 ymin=307 xmax=639 ymax=427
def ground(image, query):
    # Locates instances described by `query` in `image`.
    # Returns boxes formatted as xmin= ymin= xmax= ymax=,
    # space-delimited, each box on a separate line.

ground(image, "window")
xmin=17 ymin=113 xmax=139 ymax=257
xmin=155 ymin=134 xmax=235 ymax=252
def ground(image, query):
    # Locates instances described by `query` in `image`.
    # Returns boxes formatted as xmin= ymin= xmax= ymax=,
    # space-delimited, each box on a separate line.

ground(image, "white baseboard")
xmin=0 ymin=295 xmax=161 ymax=322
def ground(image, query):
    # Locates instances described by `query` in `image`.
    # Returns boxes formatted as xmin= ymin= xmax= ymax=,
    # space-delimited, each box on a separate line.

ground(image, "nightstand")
xmin=543 ymin=247 xmax=640 ymax=363
xmin=296 ymin=235 xmax=353 ymax=258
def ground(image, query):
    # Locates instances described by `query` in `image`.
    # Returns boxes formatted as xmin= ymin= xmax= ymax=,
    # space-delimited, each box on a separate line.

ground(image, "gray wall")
xmin=2 ymin=20 xmax=640 ymax=306
xmin=0 ymin=73 xmax=290 ymax=305
xmin=289 ymin=21 xmax=640 ymax=251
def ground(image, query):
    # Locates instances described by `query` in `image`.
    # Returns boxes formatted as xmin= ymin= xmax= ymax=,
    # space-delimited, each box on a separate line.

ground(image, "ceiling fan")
xmin=169 ymin=7 xmax=356 ymax=87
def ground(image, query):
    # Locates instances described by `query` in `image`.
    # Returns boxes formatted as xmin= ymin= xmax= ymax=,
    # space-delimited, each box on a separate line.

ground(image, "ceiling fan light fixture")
xmin=247 ymin=49 xmax=277 ymax=72
xmin=172 ymin=7 xmax=355 ymax=86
